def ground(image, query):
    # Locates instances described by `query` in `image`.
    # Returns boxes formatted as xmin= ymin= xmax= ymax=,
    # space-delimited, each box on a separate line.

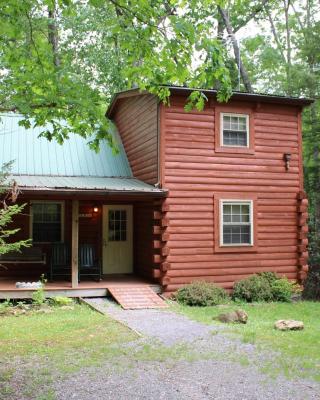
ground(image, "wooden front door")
xmin=102 ymin=205 xmax=133 ymax=274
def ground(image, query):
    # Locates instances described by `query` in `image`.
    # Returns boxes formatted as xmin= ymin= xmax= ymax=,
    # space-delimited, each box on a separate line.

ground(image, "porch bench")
xmin=0 ymin=247 xmax=46 ymax=265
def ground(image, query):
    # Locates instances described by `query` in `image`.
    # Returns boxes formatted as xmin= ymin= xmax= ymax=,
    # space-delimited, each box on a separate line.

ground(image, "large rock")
xmin=274 ymin=320 xmax=304 ymax=331
xmin=216 ymin=309 xmax=248 ymax=324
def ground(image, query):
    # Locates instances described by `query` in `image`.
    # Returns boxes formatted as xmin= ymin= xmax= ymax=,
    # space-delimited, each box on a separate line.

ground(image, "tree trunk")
xmin=283 ymin=0 xmax=292 ymax=95
xmin=266 ymin=10 xmax=286 ymax=64
xmin=217 ymin=8 xmax=224 ymax=39
xmin=218 ymin=7 xmax=253 ymax=93
xmin=48 ymin=1 xmax=60 ymax=67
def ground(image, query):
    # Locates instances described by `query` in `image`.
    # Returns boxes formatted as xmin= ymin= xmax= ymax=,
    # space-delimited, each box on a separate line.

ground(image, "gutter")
xmin=18 ymin=188 xmax=167 ymax=197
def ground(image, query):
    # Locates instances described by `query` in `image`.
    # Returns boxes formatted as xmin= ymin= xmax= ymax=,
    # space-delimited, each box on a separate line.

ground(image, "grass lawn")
xmin=0 ymin=302 xmax=197 ymax=400
xmin=0 ymin=303 xmax=136 ymax=360
xmin=173 ymin=301 xmax=320 ymax=381
xmin=1 ymin=300 xmax=319 ymax=398
xmin=0 ymin=303 xmax=137 ymax=399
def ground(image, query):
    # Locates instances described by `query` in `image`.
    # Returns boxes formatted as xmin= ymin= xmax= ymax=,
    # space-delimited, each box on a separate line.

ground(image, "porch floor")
xmin=0 ymin=275 xmax=161 ymax=299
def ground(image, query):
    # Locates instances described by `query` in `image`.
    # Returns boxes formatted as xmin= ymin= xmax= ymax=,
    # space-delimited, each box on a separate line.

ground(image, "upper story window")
xmin=221 ymin=113 xmax=249 ymax=148
xmin=220 ymin=200 xmax=253 ymax=246
xmin=31 ymin=202 xmax=64 ymax=243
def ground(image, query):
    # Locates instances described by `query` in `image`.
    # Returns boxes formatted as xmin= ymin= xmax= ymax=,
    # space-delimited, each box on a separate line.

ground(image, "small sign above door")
xmin=79 ymin=213 xmax=93 ymax=218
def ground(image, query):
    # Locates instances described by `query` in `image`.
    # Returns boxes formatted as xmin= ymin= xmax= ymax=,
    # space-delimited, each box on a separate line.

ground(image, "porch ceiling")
xmin=11 ymin=174 xmax=165 ymax=195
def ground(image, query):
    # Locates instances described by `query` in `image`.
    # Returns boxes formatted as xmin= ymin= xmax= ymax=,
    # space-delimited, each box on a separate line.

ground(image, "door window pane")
xmin=108 ymin=209 xmax=127 ymax=241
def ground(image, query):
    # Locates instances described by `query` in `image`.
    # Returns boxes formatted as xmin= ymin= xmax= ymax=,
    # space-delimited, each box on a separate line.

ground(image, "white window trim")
xmin=30 ymin=200 xmax=65 ymax=243
xmin=220 ymin=112 xmax=250 ymax=148
xmin=219 ymin=199 xmax=253 ymax=247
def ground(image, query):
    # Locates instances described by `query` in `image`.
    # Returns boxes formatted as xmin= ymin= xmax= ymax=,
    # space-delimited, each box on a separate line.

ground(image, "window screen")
xmin=222 ymin=114 xmax=248 ymax=147
xmin=222 ymin=202 xmax=252 ymax=245
xmin=32 ymin=203 xmax=62 ymax=242
xmin=108 ymin=210 xmax=127 ymax=241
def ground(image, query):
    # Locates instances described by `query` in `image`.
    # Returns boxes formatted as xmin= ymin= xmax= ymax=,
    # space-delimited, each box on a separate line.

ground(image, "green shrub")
xmin=51 ymin=296 xmax=73 ymax=306
xmin=31 ymin=274 xmax=47 ymax=306
xmin=270 ymin=278 xmax=293 ymax=302
xmin=233 ymin=274 xmax=273 ymax=302
xmin=175 ymin=281 xmax=229 ymax=306
xmin=32 ymin=287 xmax=46 ymax=306
xmin=233 ymin=272 xmax=294 ymax=303
xmin=0 ymin=299 xmax=11 ymax=315
xmin=258 ymin=271 xmax=278 ymax=285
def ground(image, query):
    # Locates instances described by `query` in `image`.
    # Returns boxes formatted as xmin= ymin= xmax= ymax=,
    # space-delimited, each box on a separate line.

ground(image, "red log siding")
xmin=133 ymin=202 xmax=156 ymax=280
xmin=160 ymin=95 xmax=305 ymax=294
xmin=78 ymin=201 xmax=102 ymax=260
xmin=113 ymin=94 xmax=159 ymax=184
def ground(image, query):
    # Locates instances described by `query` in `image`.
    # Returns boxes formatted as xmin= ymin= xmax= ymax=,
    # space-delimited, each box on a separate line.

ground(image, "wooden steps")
xmin=107 ymin=286 xmax=168 ymax=309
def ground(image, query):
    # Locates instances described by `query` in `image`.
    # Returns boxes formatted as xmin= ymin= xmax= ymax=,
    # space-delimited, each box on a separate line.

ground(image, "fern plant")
xmin=0 ymin=162 xmax=31 ymax=260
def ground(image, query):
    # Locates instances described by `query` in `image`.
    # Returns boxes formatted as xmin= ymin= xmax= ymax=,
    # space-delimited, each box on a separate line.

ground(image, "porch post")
xmin=71 ymin=200 xmax=79 ymax=288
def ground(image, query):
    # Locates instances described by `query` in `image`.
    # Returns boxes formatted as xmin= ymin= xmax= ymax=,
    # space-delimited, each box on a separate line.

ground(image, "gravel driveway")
xmin=54 ymin=358 xmax=320 ymax=400
xmin=52 ymin=298 xmax=320 ymax=400
xmin=84 ymin=297 xmax=216 ymax=345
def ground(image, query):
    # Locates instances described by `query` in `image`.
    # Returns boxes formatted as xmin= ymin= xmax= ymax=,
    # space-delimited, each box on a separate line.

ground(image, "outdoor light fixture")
xmin=93 ymin=205 xmax=99 ymax=213
xmin=284 ymin=153 xmax=292 ymax=171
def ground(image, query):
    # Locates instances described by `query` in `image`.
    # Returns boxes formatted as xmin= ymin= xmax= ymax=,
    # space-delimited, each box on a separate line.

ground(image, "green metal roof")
xmin=0 ymin=113 xmax=164 ymax=195
xmin=11 ymin=175 xmax=164 ymax=194
xmin=0 ymin=113 xmax=132 ymax=177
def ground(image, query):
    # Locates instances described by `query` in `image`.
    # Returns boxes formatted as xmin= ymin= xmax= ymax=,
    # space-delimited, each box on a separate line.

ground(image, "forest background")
xmin=1 ymin=0 xmax=319 ymax=271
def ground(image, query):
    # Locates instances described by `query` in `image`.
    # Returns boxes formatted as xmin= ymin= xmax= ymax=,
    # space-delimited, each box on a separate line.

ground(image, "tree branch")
xmin=107 ymin=0 xmax=167 ymax=35
xmin=0 ymin=103 xmax=58 ymax=112
xmin=266 ymin=9 xmax=287 ymax=64
xmin=25 ymin=11 xmax=44 ymax=72
xmin=218 ymin=6 xmax=253 ymax=92
xmin=233 ymin=0 xmax=270 ymax=33
xmin=290 ymin=1 xmax=305 ymax=33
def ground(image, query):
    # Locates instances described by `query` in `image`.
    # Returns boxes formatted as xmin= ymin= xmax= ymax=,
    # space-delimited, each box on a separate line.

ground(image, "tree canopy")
xmin=1 ymin=0 xmax=320 ymax=265
xmin=0 ymin=0 xmax=234 ymax=148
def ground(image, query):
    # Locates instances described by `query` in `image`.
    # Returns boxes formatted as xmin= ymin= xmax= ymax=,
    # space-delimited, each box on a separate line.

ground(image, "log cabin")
xmin=0 ymin=86 xmax=313 ymax=300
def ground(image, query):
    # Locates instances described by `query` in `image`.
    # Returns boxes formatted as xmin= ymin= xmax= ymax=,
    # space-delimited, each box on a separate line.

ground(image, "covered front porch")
xmin=0 ymin=190 xmax=167 ymax=299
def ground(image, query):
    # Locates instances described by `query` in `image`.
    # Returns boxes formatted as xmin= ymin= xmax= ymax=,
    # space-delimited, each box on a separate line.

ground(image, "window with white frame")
xmin=221 ymin=113 xmax=249 ymax=147
xmin=220 ymin=200 xmax=253 ymax=246
xmin=31 ymin=202 xmax=64 ymax=243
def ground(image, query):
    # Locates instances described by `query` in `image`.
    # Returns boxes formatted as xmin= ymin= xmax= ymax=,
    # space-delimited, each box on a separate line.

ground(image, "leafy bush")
xmin=258 ymin=271 xmax=278 ymax=285
xmin=233 ymin=274 xmax=273 ymax=302
xmin=270 ymin=278 xmax=293 ymax=302
xmin=51 ymin=296 xmax=73 ymax=306
xmin=303 ymin=271 xmax=320 ymax=301
xmin=175 ymin=281 xmax=229 ymax=306
xmin=233 ymin=272 xmax=294 ymax=302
